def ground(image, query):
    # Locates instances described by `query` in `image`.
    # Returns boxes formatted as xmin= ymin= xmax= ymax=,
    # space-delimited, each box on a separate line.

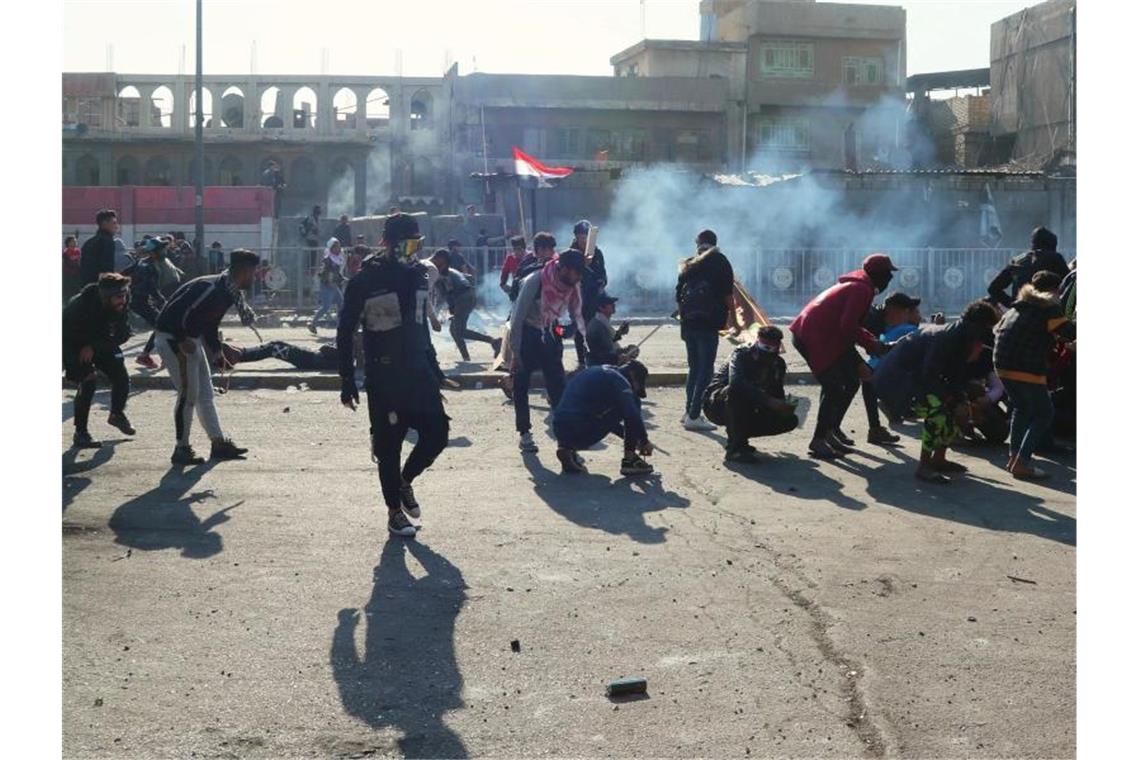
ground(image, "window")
xmin=757 ymin=118 xmax=810 ymax=154
xmin=618 ymin=128 xmax=650 ymax=161
xmin=585 ymin=129 xmax=611 ymax=159
xmin=675 ymin=129 xmax=711 ymax=162
xmin=759 ymin=41 xmax=814 ymax=79
xmin=843 ymin=57 xmax=883 ymax=86
xmin=554 ymin=128 xmax=579 ymax=157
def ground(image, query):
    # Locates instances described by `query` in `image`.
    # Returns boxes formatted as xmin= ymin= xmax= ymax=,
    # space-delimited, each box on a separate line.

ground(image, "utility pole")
xmin=194 ymin=0 xmax=204 ymax=255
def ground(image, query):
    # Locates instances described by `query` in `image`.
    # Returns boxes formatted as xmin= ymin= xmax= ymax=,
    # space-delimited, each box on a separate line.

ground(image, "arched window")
xmin=219 ymin=155 xmax=244 ymax=186
xmin=290 ymin=155 xmax=318 ymax=199
xmin=327 ymin=158 xmax=356 ymax=214
xmin=150 ymin=86 xmax=174 ymax=128
xmin=332 ymin=88 xmax=358 ymax=129
xmin=75 ymin=154 xmax=101 ymax=186
xmin=365 ymin=87 xmax=390 ymax=127
xmin=409 ymin=90 xmax=432 ymax=131
xmin=187 ymin=155 xmax=214 ymax=186
xmin=220 ymin=86 xmax=245 ymax=128
xmin=260 ymin=86 xmax=283 ymax=128
xmin=187 ymin=89 xmax=214 ymax=128
xmin=116 ymin=155 xmax=140 ymax=185
xmin=410 ymin=157 xmax=433 ymax=196
xmin=117 ymin=86 xmax=141 ymax=128
xmin=292 ymin=86 xmax=317 ymax=128
xmin=144 ymin=155 xmax=173 ymax=185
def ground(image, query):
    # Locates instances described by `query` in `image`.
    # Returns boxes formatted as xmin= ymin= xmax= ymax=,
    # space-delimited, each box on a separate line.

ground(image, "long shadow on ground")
xmin=331 ymin=539 xmax=468 ymax=759
xmin=108 ymin=461 xmax=240 ymax=559
xmin=523 ymin=452 xmax=690 ymax=544
xmin=63 ymin=441 xmax=126 ymax=513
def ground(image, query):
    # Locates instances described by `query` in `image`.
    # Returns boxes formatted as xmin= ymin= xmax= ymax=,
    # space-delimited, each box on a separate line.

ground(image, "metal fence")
xmin=247 ymin=246 xmax=1041 ymax=318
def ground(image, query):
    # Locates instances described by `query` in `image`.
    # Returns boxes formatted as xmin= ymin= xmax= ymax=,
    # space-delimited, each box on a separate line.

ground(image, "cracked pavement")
xmin=63 ymin=383 xmax=1075 ymax=758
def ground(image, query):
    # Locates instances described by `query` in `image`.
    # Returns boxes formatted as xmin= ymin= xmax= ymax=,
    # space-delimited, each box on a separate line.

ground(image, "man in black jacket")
xmin=338 ymin=214 xmax=449 ymax=538
xmin=569 ymin=220 xmax=607 ymax=367
xmin=122 ymin=235 xmax=171 ymax=369
xmin=702 ymin=325 xmax=798 ymax=463
xmin=153 ymin=249 xmax=259 ymax=465
xmin=987 ymin=226 xmax=1070 ymax=308
xmin=63 ymin=273 xmax=136 ymax=448
xmin=80 ymin=209 xmax=119 ymax=286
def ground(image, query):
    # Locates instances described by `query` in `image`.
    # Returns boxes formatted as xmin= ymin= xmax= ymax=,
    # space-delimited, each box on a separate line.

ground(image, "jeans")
xmin=154 ymin=332 xmax=225 ymax=447
xmin=861 ymin=380 xmax=884 ymax=429
xmin=312 ymin=283 xmax=343 ymax=326
xmin=72 ymin=348 xmax=130 ymax=433
xmin=703 ymin=385 xmax=798 ymax=451
xmin=513 ymin=326 xmax=566 ymax=434
xmin=795 ymin=337 xmax=860 ymax=441
xmin=448 ymin=290 xmax=494 ymax=361
xmin=366 ymin=387 xmax=449 ymax=510
xmin=682 ymin=325 xmax=720 ymax=420
xmin=1004 ymin=379 xmax=1054 ymax=463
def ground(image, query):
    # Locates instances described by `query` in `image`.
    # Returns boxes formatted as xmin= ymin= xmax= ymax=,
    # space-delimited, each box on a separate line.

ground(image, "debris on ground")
xmin=607 ymin=676 xmax=648 ymax=697
xmin=510 ymin=639 xmax=521 ymax=653
xmin=1007 ymin=575 xmax=1038 ymax=585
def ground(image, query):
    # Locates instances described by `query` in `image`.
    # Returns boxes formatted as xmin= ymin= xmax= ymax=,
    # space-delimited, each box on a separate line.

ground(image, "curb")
xmin=82 ymin=369 xmax=819 ymax=392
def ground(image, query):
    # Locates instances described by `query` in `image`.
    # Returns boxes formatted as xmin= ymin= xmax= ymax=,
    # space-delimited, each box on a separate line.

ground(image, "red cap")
xmin=863 ymin=253 xmax=898 ymax=273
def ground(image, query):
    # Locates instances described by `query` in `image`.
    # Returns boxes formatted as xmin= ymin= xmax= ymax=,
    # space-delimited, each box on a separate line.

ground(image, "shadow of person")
xmin=725 ymin=452 xmax=868 ymax=511
xmin=331 ymin=540 xmax=468 ymax=759
xmin=863 ymin=456 xmax=1076 ymax=546
xmin=62 ymin=441 xmax=125 ymax=512
xmin=522 ymin=453 xmax=689 ymax=544
xmin=108 ymin=461 xmax=238 ymax=559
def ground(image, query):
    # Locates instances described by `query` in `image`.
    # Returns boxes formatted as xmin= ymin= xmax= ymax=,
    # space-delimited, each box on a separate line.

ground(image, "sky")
xmin=63 ymin=0 xmax=1033 ymax=79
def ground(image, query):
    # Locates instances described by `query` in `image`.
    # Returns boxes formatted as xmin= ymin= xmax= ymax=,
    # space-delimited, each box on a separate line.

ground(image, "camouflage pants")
xmin=913 ymin=394 xmax=960 ymax=453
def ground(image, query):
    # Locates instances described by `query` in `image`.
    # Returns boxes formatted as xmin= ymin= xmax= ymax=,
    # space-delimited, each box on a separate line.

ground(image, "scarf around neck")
xmin=539 ymin=255 xmax=585 ymax=333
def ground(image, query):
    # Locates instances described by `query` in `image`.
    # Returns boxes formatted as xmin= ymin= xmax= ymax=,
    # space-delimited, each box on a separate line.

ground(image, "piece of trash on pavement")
xmin=510 ymin=639 xmax=521 ymax=653
xmin=607 ymin=676 xmax=648 ymax=697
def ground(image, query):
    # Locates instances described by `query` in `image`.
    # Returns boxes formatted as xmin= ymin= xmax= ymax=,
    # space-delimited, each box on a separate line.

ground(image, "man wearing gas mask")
xmin=337 ymin=213 xmax=449 ymax=538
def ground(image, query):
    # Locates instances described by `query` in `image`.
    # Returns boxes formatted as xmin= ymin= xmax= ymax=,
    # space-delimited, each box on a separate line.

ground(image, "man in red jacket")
xmin=790 ymin=253 xmax=894 ymax=459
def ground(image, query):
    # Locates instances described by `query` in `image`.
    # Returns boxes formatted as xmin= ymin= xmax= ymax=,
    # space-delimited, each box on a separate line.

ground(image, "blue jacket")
xmin=552 ymin=366 xmax=648 ymax=446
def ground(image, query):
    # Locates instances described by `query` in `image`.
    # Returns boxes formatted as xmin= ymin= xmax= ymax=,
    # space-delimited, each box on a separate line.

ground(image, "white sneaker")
xmin=683 ymin=414 xmax=716 ymax=431
xmin=519 ymin=432 xmax=538 ymax=453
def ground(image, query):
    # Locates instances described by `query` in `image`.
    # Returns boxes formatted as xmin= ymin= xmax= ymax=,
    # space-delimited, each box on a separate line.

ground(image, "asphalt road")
xmin=62 ymin=383 xmax=1075 ymax=759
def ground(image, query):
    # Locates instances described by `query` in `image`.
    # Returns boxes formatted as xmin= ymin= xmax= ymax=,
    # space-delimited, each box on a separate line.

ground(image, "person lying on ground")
xmin=551 ymin=360 xmax=654 ymax=476
xmin=702 ymin=325 xmax=799 ymax=464
xmin=870 ymin=299 xmax=1001 ymax=484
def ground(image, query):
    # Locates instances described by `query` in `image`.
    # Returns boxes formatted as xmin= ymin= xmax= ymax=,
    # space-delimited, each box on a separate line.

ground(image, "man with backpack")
xmin=987 ymin=226 xmax=1070 ymax=309
xmin=506 ymin=232 xmax=556 ymax=303
xmin=676 ymin=229 xmax=736 ymax=431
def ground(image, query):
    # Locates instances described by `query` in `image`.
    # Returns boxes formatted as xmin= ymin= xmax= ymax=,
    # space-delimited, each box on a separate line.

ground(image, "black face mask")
xmin=870 ymin=270 xmax=893 ymax=292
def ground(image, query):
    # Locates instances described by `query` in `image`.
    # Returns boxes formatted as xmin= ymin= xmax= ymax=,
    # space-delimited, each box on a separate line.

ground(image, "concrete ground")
xmin=62 ymin=382 xmax=1075 ymax=759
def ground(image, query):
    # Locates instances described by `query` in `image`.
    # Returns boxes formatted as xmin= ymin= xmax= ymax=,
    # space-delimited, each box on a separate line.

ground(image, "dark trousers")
xmin=572 ymin=304 xmax=598 ymax=366
xmin=449 ymin=291 xmax=494 ymax=361
xmin=131 ymin=300 xmax=160 ymax=354
xmin=861 ymin=380 xmax=884 ymax=429
xmin=795 ymin=338 xmax=860 ymax=441
xmin=1005 ymin=379 xmax=1054 ymax=463
xmin=240 ymin=341 xmax=332 ymax=371
xmin=682 ymin=325 xmax=720 ymax=420
xmin=366 ymin=388 xmax=449 ymax=511
xmin=553 ymin=416 xmax=626 ymax=452
xmin=513 ymin=325 xmax=566 ymax=434
xmin=71 ymin=349 xmax=130 ymax=433
xmin=704 ymin=385 xmax=797 ymax=450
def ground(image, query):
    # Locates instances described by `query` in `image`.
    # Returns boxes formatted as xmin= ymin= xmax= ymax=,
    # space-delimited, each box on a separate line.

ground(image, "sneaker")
xmin=399 ymin=483 xmax=421 ymax=519
xmin=826 ymin=433 xmax=855 ymax=454
xmin=210 ymin=439 xmax=248 ymax=460
xmin=308 ymin=322 xmax=318 ymax=335
xmin=557 ymin=448 xmax=588 ymax=474
xmin=915 ymin=465 xmax=951 ymax=485
xmin=171 ymin=445 xmax=205 ymax=466
xmin=135 ymin=353 xmax=158 ymax=370
xmin=834 ymin=429 xmax=856 ymax=446
xmin=620 ymin=454 xmax=654 ymax=476
xmin=72 ymin=431 xmax=102 ymax=450
xmin=866 ymin=426 xmax=900 ymax=445
xmin=388 ymin=510 xmax=418 ymax=538
xmin=725 ymin=447 xmax=763 ymax=464
xmin=807 ymin=438 xmax=840 ymax=460
xmin=107 ymin=412 xmax=136 ymax=436
xmin=519 ymin=432 xmax=538 ymax=453
xmin=682 ymin=414 xmax=716 ymax=431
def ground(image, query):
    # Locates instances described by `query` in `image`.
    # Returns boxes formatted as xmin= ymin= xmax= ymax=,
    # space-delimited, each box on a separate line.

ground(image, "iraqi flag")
xmin=513 ymin=146 xmax=574 ymax=181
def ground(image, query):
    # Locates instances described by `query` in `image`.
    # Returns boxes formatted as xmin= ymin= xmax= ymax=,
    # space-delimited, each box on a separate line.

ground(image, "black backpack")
xmin=509 ymin=257 xmax=545 ymax=302
xmin=677 ymin=276 xmax=718 ymax=324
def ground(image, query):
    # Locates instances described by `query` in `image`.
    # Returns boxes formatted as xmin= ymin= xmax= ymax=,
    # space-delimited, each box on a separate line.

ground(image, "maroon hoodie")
xmin=789 ymin=269 xmax=879 ymax=374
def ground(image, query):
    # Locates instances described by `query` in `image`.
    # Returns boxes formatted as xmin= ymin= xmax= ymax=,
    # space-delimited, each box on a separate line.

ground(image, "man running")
xmin=63 ymin=273 xmax=136 ymax=448
xmin=153 ymin=249 xmax=259 ymax=465
xmin=338 ymin=214 xmax=450 ymax=538
xmin=429 ymin=249 xmax=501 ymax=362
xmin=552 ymin=360 xmax=654 ymax=476
xmin=122 ymin=235 xmax=171 ymax=370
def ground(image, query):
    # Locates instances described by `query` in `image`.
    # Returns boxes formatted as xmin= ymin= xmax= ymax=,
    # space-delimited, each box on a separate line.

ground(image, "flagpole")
xmin=515 ymin=180 xmax=528 ymax=242
xmin=529 ymin=181 xmax=537 ymax=238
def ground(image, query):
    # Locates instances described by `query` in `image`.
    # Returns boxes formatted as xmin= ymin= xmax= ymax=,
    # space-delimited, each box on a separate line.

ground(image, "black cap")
xmin=383 ymin=213 xmax=422 ymax=245
xmin=883 ymin=292 xmax=921 ymax=310
xmin=596 ymin=291 xmax=618 ymax=307
xmin=757 ymin=325 xmax=783 ymax=343
xmin=557 ymin=248 xmax=586 ymax=273
xmin=229 ymin=248 xmax=261 ymax=270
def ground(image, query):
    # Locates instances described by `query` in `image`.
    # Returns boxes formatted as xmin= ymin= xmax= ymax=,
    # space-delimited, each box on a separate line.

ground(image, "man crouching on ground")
xmin=702 ymin=325 xmax=798 ymax=464
xmin=552 ymin=360 xmax=654 ymax=476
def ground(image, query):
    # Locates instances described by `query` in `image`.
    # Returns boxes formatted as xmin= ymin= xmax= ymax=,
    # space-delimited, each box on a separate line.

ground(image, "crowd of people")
xmin=63 ymin=205 xmax=1076 ymax=537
